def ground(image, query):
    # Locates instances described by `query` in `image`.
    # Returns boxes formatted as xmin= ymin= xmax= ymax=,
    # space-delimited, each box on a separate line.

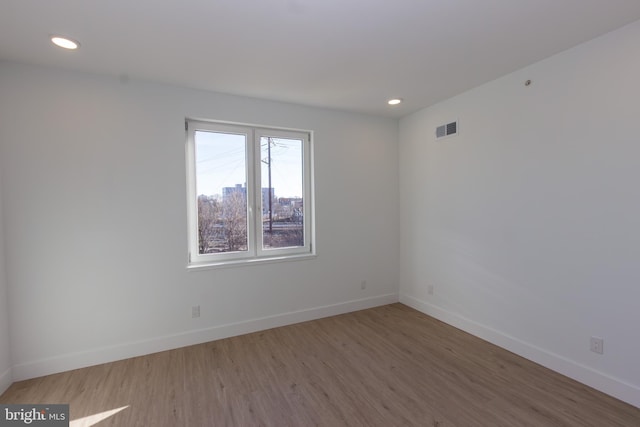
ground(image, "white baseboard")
xmin=400 ymin=293 xmax=640 ymax=409
xmin=0 ymin=367 xmax=12 ymax=396
xmin=12 ymin=293 xmax=399 ymax=382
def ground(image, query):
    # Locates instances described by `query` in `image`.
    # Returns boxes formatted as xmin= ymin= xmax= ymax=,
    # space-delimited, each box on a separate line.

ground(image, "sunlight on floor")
xmin=70 ymin=405 xmax=129 ymax=427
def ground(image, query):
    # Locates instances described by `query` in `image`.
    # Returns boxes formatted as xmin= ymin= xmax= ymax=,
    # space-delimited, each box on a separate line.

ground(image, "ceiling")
xmin=2 ymin=1 xmax=640 ymax=118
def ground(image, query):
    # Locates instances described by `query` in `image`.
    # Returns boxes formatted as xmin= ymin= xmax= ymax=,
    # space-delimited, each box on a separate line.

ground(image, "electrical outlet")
xmin=360 ymin=280 xmax=367 ymax=290
xmin=590 ymin=336 xmax=604 ymax=354
xmin=428 ymin=285 xmax=434 ymax=295
xmin=192 ymin=305 xmax=200 ymax=318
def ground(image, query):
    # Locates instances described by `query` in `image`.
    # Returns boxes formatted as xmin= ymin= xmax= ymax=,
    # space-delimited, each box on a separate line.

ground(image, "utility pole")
xmin=261 ymin=138 xmax=275 ymax=246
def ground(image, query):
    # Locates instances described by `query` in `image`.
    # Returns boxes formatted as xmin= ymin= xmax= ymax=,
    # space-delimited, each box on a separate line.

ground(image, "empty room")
xmin=1 ymin=1 xmax=640 ymax=425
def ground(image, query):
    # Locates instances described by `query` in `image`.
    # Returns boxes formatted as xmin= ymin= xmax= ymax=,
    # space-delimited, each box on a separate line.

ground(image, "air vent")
xmin=436 ymin=120 xmax=458 ymax=139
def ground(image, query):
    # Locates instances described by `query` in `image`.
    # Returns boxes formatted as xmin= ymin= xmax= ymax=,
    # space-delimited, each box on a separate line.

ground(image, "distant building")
xmin=278 ymin=197 xmax=303 ymax=208
xmin=222 ymin=184 xmax=246 ymax=203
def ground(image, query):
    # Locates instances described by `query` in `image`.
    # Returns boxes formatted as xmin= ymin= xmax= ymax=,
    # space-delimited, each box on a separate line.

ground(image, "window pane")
xmin=260 ymin=136 xmax=304 ymax=249
xmin=195 ymin=130 xmax=248 ymax=254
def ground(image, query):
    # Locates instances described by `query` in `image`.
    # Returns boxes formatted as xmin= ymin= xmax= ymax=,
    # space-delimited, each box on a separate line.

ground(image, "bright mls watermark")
xmin=1 ymin=405 xmax=68 ymax=426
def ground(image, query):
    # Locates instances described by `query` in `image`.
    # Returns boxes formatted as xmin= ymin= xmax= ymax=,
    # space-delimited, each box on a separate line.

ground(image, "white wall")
xmin=0 ymin=161 xmax=12 ymax=394
xmin=399 ymin=21 xmax=640 ymax=407
xmin=0 ymin=62 xmax=399 ymax=380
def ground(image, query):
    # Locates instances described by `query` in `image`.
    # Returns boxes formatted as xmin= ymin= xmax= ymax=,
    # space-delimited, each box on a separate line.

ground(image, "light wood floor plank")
xmin=1 ymin=303 xmax=638 ymax=426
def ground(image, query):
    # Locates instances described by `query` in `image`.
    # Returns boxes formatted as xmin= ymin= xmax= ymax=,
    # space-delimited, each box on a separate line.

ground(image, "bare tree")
xmin=222 ymin=191 xmax=247 ymax=251
xmin=197 ymin=195 xmax=220 ymax=254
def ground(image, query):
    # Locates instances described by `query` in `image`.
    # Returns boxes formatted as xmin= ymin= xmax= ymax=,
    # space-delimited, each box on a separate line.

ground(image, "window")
xmin=186 ymin=120 xmax=314 ymax=267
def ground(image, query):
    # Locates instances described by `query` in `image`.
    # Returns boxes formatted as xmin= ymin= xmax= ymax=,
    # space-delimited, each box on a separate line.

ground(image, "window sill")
xmin=186 ymin=253 xmax=317 ymax=271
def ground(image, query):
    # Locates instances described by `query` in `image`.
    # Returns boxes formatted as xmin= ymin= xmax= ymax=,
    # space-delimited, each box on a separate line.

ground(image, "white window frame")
xmin=186 ymin=119 xmax=315 ymax=268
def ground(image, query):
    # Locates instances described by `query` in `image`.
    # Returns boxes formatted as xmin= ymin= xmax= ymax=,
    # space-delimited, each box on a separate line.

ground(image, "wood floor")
xmin=1 ymin=303 xmax=639 ymax=426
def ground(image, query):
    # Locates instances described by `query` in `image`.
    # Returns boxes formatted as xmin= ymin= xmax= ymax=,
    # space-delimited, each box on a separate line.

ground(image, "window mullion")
xmin=186 ymin=125 xmax=199 ymax=261
xmin=302 ymin=135 xmax=312 ymax=252
xmin=255 ymin=131 xmax=267 ymax=257
xmin=245 ymin=129 xmax=256 ymax=257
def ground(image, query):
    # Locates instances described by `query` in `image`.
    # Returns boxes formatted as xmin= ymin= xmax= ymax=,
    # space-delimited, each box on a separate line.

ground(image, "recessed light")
xmin=387 ymin=98 xmax=402 ymax=106
xmin=51 ymin=36 xmax=80 ymax=50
